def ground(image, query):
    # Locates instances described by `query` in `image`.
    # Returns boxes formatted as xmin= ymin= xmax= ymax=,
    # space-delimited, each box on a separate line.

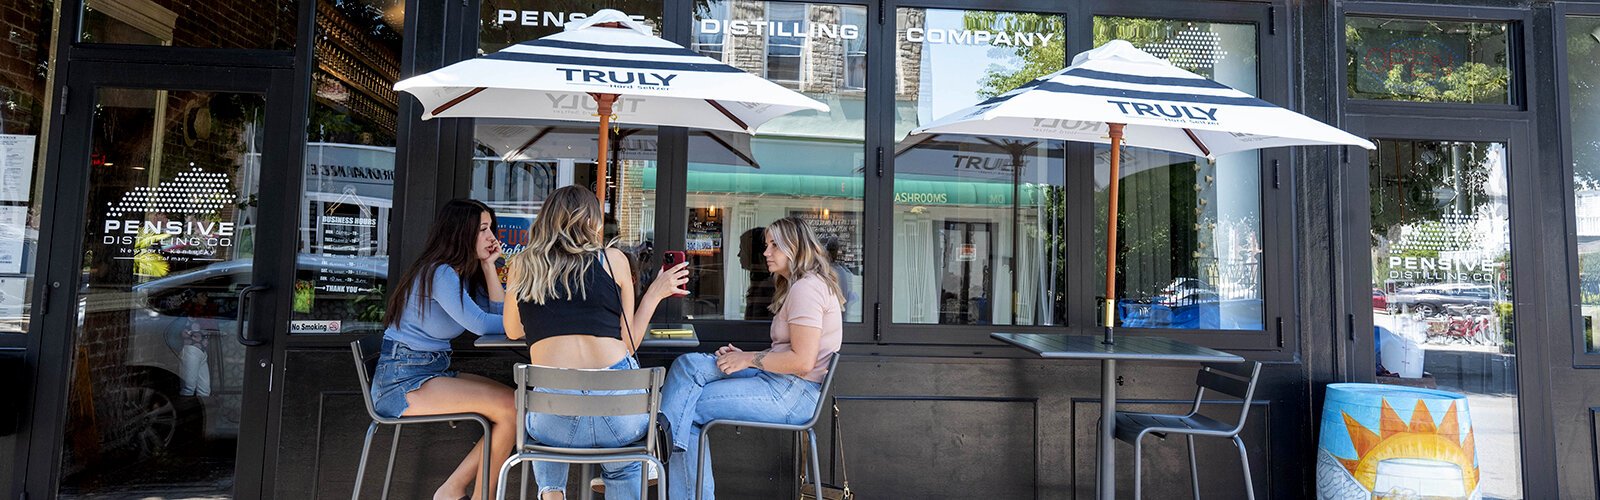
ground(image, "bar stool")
xmin=349 ymin=334 xmax=493 ymax=500
xmin=1114 ymin=361 xmax=1263 ymax=500
xmin=695 ymin=353 xmax=841 ymax=500
xmin=497 ymin=362 xmax=669 ymax=500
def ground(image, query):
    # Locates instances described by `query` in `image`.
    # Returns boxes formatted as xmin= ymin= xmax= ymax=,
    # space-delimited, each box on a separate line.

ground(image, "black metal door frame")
xmin=18 ymin=59 xmax=302 ymax=500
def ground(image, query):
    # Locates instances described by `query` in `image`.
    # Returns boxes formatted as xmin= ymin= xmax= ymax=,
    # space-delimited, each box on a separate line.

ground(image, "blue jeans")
xmin=660 ymin=353 xmax=821 ymax=500
xmin=526 ymin=356 xmax=650 ymax=500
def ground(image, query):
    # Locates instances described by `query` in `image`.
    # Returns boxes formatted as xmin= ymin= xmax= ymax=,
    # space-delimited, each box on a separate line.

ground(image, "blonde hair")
xmin=509 ymin=186 xmax=610 ymax=304
xmin=767 ymin=216 xmax=846 ymax=313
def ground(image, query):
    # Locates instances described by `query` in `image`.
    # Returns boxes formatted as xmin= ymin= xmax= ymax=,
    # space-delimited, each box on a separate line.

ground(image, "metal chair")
xmin=695 ymin=353 xmax=841 ymax=500
xmin=349 ymin=334 xmax=493 ymax=500
xmin=1114 ymin=361 xmax=1262 ymax=500
xmin=497 ymin=363 xmax=669 ymax=500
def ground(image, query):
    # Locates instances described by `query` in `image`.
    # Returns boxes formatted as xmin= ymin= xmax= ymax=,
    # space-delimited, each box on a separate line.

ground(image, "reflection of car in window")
xmin=117 ymin=255 xmax=386 ymax=452
xmin=1157 ymin=278 xmax=1219 ymax=306
xmin=1386 ymin=283 xmax=1499 ymax=317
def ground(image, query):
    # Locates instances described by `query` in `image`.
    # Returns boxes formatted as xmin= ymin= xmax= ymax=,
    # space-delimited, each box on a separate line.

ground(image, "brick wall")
xmin=148 ymin=0 xmax=295 ymax=49
xmin=802 ymin=5 xmax=844 ymax=94
xmin=896 ymin=8 xmax=924 ymax=101
xmin=0 ymin=0 xmax=52 ymax=136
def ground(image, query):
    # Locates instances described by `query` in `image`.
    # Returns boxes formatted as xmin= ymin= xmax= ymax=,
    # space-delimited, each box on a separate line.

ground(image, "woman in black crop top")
xmin=503 ymin=186 xmax=687 ymax=500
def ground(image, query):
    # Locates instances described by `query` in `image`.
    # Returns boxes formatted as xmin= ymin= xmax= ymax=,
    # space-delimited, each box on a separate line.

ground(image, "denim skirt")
xmin=370 ymin=338 xmax=458 ymax=418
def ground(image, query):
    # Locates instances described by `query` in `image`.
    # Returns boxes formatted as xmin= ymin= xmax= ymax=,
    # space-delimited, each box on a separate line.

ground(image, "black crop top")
xmin=518 ymin=252 xmax=626 ymax=343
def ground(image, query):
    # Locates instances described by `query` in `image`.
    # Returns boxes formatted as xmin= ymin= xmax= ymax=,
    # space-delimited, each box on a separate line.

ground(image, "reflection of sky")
xmin=921 ymin=9 xmax=1035 ymax=124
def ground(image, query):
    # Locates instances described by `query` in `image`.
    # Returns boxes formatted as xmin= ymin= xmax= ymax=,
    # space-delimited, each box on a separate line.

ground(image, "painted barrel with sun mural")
xmin=1316 ymin=383 xmax=1479 ymax=500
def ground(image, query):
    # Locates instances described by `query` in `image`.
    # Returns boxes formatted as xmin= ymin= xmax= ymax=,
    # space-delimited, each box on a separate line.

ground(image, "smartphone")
xmin=662 ymin=251 xmax=689 ymax=296
xmin=662 ymin=251 xmax=686 ymax=271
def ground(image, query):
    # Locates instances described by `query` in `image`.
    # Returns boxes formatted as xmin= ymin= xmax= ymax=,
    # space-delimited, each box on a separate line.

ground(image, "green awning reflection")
xmin=640 ymin=169 xmax=1049 ymax=207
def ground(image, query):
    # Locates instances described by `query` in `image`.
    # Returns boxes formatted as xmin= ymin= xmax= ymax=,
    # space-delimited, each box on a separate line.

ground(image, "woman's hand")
xmin=481 ymin=240 xmax=506 ymax=302
xmin=480 ymin=240 xmax=504 ymax=268
xmin=714 ymin=343 xmax=742 ymax=356
xmin=644 ymin=262 xmax=690 ymax=302
xmin=715 ymin=351 xmax=759 ymax=374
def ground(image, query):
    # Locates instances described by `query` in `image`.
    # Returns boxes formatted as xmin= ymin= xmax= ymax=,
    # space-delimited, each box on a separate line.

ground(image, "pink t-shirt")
xmin=769 ymin=274 xmax=843 ymax=383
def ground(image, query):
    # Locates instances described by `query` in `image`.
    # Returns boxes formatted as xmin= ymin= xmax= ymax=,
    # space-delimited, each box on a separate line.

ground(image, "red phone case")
xmin=664 ymin=251 xmax=689 ymax=295
xmin=663 ymin=251 xmax=686 ymax=270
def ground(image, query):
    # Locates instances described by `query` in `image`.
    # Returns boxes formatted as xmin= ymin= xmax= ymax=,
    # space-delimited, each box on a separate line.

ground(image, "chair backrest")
xmin=349 ymin=334 xmax=385 ymax=420
xmin=1192 ymin=360 xmax=1263 ymax=433
xmin=796 ymin=353 xmax=843 ymax=429
xmin=513 ymin=363 xmax=666 ymax=452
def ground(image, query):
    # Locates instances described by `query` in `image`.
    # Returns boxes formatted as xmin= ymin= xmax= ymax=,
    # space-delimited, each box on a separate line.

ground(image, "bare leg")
xmin=404 ymin=373 xmax=518 ymax=500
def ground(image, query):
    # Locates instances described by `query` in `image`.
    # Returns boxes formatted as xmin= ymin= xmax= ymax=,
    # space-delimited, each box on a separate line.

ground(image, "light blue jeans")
xmin=526 ymin=356 xmax=650 ymax=500
xmin=661 ymin=353 xmax=821 ymax=500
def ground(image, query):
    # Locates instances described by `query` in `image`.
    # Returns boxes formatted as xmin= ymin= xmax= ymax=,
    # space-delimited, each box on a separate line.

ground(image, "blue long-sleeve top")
xmin=383 ymin=264 xmax=505 ymax=352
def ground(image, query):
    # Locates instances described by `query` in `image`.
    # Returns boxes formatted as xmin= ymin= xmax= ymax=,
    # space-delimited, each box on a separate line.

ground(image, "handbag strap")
xmin=831 ymin=403 xmax=849 ymax=488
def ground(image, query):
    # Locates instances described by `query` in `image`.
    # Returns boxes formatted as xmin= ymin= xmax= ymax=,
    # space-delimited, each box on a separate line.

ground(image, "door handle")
xmin=236 ymin=284 xmax=270 ymax=346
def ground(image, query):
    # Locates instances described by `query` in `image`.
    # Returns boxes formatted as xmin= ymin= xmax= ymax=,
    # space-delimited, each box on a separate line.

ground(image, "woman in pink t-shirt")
xmin=660 ymin=216 xmax=844 ymax=500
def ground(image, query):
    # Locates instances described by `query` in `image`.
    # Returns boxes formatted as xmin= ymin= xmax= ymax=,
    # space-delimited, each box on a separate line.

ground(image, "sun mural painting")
xmin=1317 ymin=384 xmax=1480 ymax=500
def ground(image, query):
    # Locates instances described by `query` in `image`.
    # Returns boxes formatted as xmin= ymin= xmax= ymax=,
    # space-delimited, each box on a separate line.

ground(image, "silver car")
xmin=114 ymin=255 xmax=385 ymax=454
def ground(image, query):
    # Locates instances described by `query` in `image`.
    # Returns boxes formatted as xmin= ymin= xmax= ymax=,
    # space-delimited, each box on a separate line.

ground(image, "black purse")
xmin=799 ymin=404 xmax=853 ymax=500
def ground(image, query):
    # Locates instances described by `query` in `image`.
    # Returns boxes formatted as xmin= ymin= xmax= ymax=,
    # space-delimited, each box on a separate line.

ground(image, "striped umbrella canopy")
xmin=395 ymin=9 xmax=826 ymax=205
xmin=912 ymin=39 xmax=1375 ymax=343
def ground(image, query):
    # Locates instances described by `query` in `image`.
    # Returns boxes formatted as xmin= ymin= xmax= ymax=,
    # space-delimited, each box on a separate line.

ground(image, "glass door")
xmin=1340 ymin=117 xmax=1532 ymax=500
xmin=31 ymin=62 xmax=297 ymax=499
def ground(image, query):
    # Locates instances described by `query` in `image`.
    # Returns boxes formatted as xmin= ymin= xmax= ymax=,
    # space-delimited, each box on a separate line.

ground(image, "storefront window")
xmin=1 ymin=0 xmax=57 ymax=336
xmin=473 ymin=2 xmax=663 ymax=286
xmin=78 ymin=0 xmax=296 ymax=49
xmin=1569 ymin=16 xmax=1600 ymax=353
xmin=1092 ymin=17 xmax=1262 ymax=330
xmin=689 ymin=1 xmax=866 ymax=322
xmin=1366 ymin=139 xmax=1520 ymax=498
xmin=292 ymin=0 xmax=403 ymax=335
xmin=891 ymin=8 xmax=1066 ymax=326
xmin=471 ymin=122 xmax=659 ymax=277
xmin=1345 ymin=16 xmax=1511 ymax=105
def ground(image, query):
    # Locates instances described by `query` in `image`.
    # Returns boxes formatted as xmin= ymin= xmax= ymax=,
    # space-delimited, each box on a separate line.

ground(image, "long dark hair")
xmin=384 ymin=199 xmax=498 ymax=327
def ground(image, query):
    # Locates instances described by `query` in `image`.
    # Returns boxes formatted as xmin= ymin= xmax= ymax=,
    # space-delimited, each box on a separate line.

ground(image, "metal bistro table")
xmin=475 ymin=323 xmax=701 ymax=349
xmin=477 ymin=324 xmax=698 ymax=500
xmin=989 ymin=332 xmax=1243 ymax=500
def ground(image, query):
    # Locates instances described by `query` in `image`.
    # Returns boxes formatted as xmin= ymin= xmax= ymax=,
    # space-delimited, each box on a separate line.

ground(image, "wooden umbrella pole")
xmin=1102 ymin=123 xmax=1125 ymax=344
xmin=592 ymin=93 xmax=619 ymax=207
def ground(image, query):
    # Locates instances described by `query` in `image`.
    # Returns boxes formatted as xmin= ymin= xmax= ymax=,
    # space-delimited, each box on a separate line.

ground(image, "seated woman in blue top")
xmin=504 ymin=186 xmax=688 ymax=500
xmin=369 ymin=198 xmax=516 ymax=500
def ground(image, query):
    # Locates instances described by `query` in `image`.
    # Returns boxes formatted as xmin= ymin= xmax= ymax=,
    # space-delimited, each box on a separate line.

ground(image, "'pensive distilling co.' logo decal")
xmin=102 ymin=168 xmax=237 ymax=268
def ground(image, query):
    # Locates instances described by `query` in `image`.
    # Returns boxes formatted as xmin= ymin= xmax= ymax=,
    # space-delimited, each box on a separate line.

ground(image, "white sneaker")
xmin=590 ymin=463 xmax=659 ymax=493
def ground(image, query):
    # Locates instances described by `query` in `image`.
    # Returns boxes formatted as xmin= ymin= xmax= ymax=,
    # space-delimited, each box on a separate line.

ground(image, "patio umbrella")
xmin=474 ymin=121 xmax=761 ymax=167
xmin=395 ymin=9 xmax=827 ymax=206
xmin=911 ymin=39 xmax=1375 ymax=344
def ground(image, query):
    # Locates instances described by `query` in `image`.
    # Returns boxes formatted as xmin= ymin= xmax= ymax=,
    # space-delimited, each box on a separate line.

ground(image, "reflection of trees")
xmin=961 ymin=11 xmax=1064 ymax=98
xmin=328 ymin=0 xmax=403 ymax=46
xmin=1345 ymin=19 xmax=1510 ymax=103
xmin=1569 ymin=21 xmax=1600 ymax=189
xmin=1368 ymin=141 xmax=1495 ymax=243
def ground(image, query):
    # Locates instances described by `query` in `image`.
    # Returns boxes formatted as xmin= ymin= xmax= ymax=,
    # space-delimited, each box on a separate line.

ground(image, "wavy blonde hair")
xmin=509 ymin=186 xmax=611 ymax=304
xmin=767 ymin=216 xmax=846 ymax=313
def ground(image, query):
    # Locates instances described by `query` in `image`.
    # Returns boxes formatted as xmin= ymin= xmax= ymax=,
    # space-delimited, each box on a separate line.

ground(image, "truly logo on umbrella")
xmin=1106 ymin=100 xmax=1219 ymax=124
xmin=1030 ymin=119 xmax=1103 ymax=132
xmin=558 ymin=68 xmax=677 ymax=89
